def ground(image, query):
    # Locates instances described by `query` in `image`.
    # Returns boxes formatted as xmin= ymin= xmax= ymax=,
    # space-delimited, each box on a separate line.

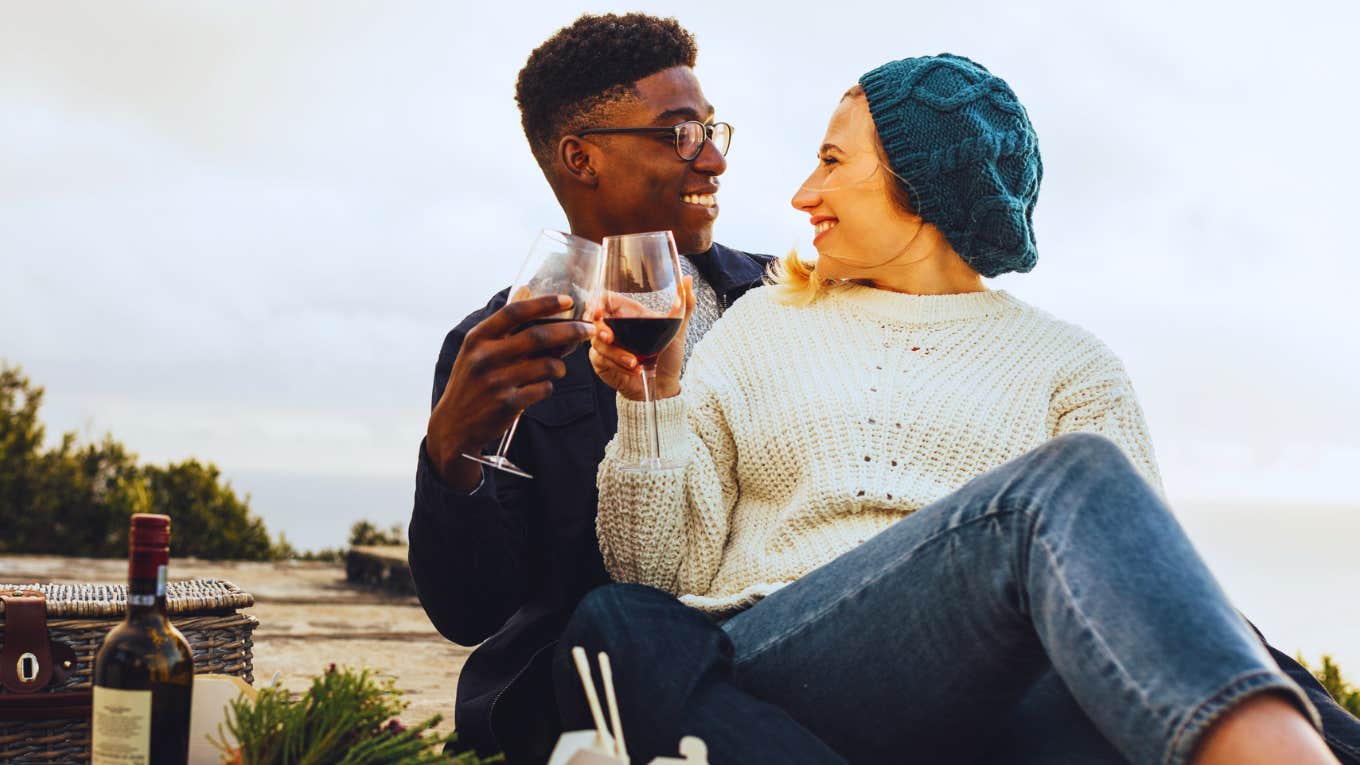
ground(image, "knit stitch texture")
xmin=596 ymin=285 xmax=1160 ymax=617
xmin=678 ymin=254 xmax=722 ymax=371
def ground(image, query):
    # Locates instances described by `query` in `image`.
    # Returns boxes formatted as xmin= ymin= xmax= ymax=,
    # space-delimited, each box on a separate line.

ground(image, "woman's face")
xmin=791 ymin=95 xmax=923 ymax=278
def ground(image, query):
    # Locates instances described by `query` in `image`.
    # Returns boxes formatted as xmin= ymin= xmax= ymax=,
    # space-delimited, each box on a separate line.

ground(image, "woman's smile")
xmin=811 ymin=215 xmax=839 ymax=245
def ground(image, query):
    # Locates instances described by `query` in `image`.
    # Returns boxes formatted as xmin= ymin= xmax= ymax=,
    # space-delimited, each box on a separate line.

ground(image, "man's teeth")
xmin=815 ymin=220 xmax=837 ymax=234
xmin=682 ymin=194 xmax=717 ymax=208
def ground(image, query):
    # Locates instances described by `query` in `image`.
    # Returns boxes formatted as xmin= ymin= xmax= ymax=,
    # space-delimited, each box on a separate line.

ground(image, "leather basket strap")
xmin=1 ymin=590 xmax=54 ymax=694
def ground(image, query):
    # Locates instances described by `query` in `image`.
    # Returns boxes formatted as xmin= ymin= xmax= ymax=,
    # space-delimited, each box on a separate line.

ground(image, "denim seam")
xmin=1027 ymin=510 xmax=1160 ymax=721
xmin=733 ymin=507 xmax=1025 ymax=667
xmin=1162 ymin=669 xmax=1314 ymax=765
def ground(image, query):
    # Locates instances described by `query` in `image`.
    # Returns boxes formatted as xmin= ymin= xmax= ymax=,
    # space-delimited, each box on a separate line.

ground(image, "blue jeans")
xmin=557 ymin=434 xmax=1320 ymax=764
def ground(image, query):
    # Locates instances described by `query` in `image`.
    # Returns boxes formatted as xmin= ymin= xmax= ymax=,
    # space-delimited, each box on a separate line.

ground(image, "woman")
xmin=574 ymin=54 xmax=1335 ymax=764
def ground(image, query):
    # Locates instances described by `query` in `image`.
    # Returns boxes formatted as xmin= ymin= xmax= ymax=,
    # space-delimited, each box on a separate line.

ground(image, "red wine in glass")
xmin=602 ymin=317 xmax=683 ymax=366
xmin=522 ymin=317 xmax=578 ymax=327
xmin=596 ymin=230 xmax=688 ymax=471
xmin=520 ymin=317 xmax=584 ymax=357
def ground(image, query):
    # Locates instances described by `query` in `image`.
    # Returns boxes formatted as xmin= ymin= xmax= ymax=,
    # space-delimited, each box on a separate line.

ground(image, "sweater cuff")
xmin=615 ymin=393 xmax=688 ymax=462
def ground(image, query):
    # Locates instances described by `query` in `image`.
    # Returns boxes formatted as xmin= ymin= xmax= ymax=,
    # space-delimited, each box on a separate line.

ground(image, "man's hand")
xmin=589 ymin=276 xmax=694 ymax=401
xmin=426 ymin=294 xmax=594 ymax=491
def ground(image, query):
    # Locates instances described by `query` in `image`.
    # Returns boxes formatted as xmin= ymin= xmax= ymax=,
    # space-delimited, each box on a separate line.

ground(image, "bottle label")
xmin=92 ymin=686 xmax=152 ymax=764
xmin=157 ymin=564 xmax=167 ymax=596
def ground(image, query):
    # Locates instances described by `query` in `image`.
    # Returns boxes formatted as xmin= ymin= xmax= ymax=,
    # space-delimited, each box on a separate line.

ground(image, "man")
xmin=408 ymin=14 xmax=769 ymax=763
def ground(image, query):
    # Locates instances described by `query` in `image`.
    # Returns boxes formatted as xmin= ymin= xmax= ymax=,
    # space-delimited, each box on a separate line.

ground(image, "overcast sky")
xmin=3 ymin=0 xmax=1358 ymax=559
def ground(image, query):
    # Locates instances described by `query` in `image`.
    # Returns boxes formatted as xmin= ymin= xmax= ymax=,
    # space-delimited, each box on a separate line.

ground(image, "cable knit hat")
xmin=859 ymin=54 xmax=1042 ymax=277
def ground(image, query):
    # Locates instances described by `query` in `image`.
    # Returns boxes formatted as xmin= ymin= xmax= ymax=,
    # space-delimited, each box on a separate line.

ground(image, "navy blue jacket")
xmin=409 ymin=243 xmax=772 ymax=763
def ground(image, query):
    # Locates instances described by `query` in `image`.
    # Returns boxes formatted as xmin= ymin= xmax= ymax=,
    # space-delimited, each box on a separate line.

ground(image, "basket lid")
xmin=0 ymin=578 xmax=254 ymax=618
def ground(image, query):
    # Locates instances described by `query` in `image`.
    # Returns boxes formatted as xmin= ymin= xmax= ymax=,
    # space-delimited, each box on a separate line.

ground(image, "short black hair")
xmin=516 ymin=13 xmax=697 ymax=172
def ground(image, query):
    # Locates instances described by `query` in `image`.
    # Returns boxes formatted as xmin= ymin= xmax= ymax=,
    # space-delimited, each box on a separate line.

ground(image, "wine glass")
xmin=462 ymin=229 xmax=602 ymax=479
xmin=596 ymin=230 xmax=687 ymax=472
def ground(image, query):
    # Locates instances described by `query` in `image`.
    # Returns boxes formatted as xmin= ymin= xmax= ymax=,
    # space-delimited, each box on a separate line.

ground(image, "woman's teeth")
xmin=682 ymin=194 xmax=717 ymax=208
xmin=815 ymin=220 xmax=837 ymax=234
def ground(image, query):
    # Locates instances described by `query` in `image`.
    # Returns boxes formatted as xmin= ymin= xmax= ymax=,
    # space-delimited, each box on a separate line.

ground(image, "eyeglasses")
xmin=577 ymin=120 xmax=734 ymax=161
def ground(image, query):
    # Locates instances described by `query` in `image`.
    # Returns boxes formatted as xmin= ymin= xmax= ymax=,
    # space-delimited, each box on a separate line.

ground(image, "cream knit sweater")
xmin=597 ymin=284 xmax=1161 ymax=617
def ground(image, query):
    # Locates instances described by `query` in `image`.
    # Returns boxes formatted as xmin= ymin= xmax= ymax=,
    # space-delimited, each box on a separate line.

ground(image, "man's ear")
xmin=558 ymin=136 xmax=600 ymax=189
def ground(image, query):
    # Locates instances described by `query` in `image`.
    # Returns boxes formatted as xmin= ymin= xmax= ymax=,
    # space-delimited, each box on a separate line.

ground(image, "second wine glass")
xmin=596 ymin=230 xmax=688 ymax=472
xmin=462 ymin=229 xmax=601 ymax=480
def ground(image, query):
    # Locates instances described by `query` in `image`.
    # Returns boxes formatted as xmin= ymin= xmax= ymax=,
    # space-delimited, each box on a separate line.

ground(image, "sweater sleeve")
xmin=595 ymin=364 xmax=740 ymax=597
xmin=1049 ymin=342 xmax=1164 ymax=494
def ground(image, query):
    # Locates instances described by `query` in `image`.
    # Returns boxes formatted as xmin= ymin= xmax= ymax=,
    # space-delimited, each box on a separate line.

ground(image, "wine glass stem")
xmin=498 ymin=413 xmax=523 ymax=460
xmin=639 ymin=365 xmax=661 ymax=463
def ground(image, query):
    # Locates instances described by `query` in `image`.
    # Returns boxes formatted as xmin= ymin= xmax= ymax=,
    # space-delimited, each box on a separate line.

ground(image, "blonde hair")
xmin=769 ymin=83 xmax=914 ymax=307
xmin=766 ymin=249 xmax=853 ymax=307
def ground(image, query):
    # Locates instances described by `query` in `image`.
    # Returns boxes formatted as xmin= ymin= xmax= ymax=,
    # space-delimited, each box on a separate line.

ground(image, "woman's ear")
xmin=558 ymin=136 xmax=600 ymax=189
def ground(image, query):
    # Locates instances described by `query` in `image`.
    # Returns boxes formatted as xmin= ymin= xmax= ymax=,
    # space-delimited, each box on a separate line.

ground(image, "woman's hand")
xmin=590 ymin=275 xmax=694 ymax=401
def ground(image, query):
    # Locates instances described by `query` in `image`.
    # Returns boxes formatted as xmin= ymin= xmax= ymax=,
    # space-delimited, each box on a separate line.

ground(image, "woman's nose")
xmin=791 ymin=177 xmax=821 ymax=211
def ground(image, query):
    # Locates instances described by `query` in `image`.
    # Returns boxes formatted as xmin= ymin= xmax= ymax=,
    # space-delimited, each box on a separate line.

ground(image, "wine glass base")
xmin=462 ymin=453 xmax=534 ymax=479
xmin=615 ymin=457 xmax=688 ymax=473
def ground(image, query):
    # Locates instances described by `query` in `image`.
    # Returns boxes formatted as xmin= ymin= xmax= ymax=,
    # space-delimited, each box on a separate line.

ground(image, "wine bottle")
xmin=92 ymin=513 xmax=194 ymax=764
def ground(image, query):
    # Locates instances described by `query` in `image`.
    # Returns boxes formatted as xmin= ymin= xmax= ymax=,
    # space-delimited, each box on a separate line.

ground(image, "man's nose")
xmin=690 ymin=136 xmax=727 ymax=176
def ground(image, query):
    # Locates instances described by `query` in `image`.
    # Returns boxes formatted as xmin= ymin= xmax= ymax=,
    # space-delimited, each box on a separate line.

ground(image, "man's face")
xmin=585 ymin=66 xmax=727 ymax=255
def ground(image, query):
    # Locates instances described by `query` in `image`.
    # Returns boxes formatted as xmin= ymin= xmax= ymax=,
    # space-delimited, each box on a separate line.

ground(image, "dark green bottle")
xmin=92 ymin=513 xmax=193 ymax=764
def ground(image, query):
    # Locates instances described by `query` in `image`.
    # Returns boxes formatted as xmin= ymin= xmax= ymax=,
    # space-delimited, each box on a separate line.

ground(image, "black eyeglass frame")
xmin=576 ymin=120 xmax=734 ymax=161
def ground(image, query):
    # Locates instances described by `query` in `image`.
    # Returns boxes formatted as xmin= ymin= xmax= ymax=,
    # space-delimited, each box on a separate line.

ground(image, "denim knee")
xmin=562 ymin=584 xmax=654 ymax=656
xmin=556 ymin=585 xmax=673 ymax=730
xmin=1028 ymin=433 xmax=1151 ymax=505
xmin=557 ymin=583 xmax=739 ymax=752
xmin=1040 ymin=432 xmax=1128 ymax=471
xmin=561 ymin=583 xmax=723 ymax=664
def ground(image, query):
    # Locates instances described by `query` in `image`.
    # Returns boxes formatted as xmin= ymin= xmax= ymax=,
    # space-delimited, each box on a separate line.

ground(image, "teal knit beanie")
xmin=858 ymin=54 xmax=1042 ymax=277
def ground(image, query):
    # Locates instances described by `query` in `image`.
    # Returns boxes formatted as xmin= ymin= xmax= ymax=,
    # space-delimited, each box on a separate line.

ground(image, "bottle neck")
xmin=127 ymin=553 xmax=169 ymax=618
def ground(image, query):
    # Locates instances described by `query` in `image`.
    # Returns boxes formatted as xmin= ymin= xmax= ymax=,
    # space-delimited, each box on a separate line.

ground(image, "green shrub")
xmin=0 ymin=362 xmax=273 ymax=560
xmin=349 ymin=520 xmax=406 ymax=548
xmin=271 ymin=533 xmax=345 ymax=563
xmin=1297 ymin=654 xmax=1360 ymax=718
xmin=213 ymin=664 xmax=501 ymax=764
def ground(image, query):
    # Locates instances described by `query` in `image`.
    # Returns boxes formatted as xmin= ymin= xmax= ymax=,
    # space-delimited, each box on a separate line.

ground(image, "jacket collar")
xmin=685 ymin=242 xmax=771 ymax=299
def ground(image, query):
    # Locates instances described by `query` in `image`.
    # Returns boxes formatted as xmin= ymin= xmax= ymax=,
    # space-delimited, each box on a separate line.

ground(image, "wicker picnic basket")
xmin=0 ymin=578 xmax=257 ymax=764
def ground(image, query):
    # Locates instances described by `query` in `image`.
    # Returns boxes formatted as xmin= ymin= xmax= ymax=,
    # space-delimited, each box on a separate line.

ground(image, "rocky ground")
xmin=0 ymin=555 xmax=467 ymax=738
